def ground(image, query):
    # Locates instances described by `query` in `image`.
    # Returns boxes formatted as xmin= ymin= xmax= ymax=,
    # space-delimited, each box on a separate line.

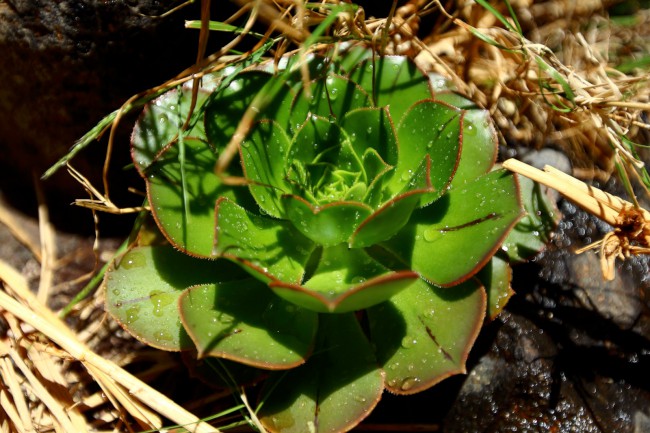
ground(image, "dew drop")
xmin=156 ymin=330 xmax=173 ymax=342
xmin=423 ymin=228 xmax=443 ymax=242
xmin=465 ymin=121 xmax=477 ymax=136
xmin=400 ymin=376 xmax=420 ymax=391
xmin=218 ymin=312 xmax=235 ymax=324
xmin=125 ymin=305 xmax=140 ymax=324
xmin=401 ymin=336 xmax=418 ymax=348
xmin=354 ymin=395 xmax=367 ymax=403
xmin=122 ymin=251 xmax=146 ymax=269
xmin=401 ymin=170 xmax=412 ymax=182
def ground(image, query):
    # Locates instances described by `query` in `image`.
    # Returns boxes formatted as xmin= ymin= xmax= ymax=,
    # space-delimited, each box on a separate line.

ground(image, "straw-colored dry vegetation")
xmin=1 ymin=0 xmax=649 ymax=431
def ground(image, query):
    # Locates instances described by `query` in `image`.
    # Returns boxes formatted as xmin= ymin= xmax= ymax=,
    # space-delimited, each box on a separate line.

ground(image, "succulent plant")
xmin=105 ymin=46 xmax=549 ymax=432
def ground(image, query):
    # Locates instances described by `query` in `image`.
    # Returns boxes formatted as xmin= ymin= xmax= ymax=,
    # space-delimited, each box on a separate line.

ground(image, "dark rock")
xmin=444 ymin=177 xmax=650 ymax=432
xmin=0 ymin=0 xmax=201 ymax=232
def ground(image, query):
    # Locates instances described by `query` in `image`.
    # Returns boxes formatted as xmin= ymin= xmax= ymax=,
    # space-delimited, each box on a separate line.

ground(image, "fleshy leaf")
xmin=105 ymin=245 xmax=245 ymax=351
xmin=368 ymin=278 xmax=486 ymax=394
xmin=179 ymin=282 xmax=318 ymax=369
xmin=452 ymin=107 xmax=498 ymax=187
xmin=335 ymin=45 xmax=373 ymax=74
xmin=132 ymin=87 xmax=209 ymax=174
xmin=350 ymin=186 xmax=430 ymax=249
xmin=431 ymin=79 xmax=498 ymax=186
xmin=288 ymin=115 xmax=358 ymax=173
xmin=146 ymin=137 xmax=254 ymax=257
xmin=348 ymin=55 xmax=433 ymax=123
xmin=477 ymin=254 xmax=513 ymax=320
xmin=360 ymin=148 xmax=394 ymax=208
xmin=259 ymin=313 xmax=383 ymax=433
xmin=502 ymin=174 xmax=559 ymax=261
xmin=214 ymin=197 xmax=314 ymax=284
xmin=341 ymin=107 xmax=398 ymax=166
xmin=381 ymin=169 xmax=524 ymax=286
xmin=290 ymin=75 xmax=370 ymax=123
xmin=240 ymin=120 xmax=292 ymax=217
xmin=283 ymin=195 xmax=372 ymax=246
xmin=390 ymin=100 xmax=462 ymax=205
xmin=270 ymin=244 xmax=418 ymax=313
xmin=204 ymin=71 xmax=273 ymax=150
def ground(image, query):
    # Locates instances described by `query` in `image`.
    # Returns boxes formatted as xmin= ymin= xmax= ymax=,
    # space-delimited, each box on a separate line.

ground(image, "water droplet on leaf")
xmin=401 ymin=336 xmax=418 ymax=348
xmin=125 ymin=305 xmax=140 ymax=324
xmin=122 ymin=251 xmax=146 ymax=269
xmin=400 ymin=376 xmax=420 ymax=391
xmin=465 ymin=120 xmax=477 ymax=136
xmin=423 ymin=228 xmax=443 ymax=242
xmin=155 ymin=330 xmax=173 ymax=342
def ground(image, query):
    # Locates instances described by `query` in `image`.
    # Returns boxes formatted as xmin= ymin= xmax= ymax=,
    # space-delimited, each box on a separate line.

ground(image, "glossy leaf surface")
xmin=381 ymin=169 xmax=523 ymax=286
xmin=259 ymin=314 xmax=383 ymax=433
xmin=270 ymin=244 xmax=419 ymax=312
xmin=106 ymin=246 xmax=243 ymax=351
xmin=179 ymin=282 xmax=318 ymax=369
xmin=502 ymin=174 xmax=559 ymax=261
xmin=477 ymin=254 xmax=513 ymax=320
xmin=368 ymin=278 xmax=486 ymax=394
xmin=213 ymin=198 xmax=314 ymax=284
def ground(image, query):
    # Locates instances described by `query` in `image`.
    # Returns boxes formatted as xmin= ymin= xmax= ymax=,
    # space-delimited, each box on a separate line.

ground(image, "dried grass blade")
xmin=503 ymin=158 xmax=625 ymax=225
xmin=87 ymin=363 xmax=161 ymax=431
xmin=25 ymin=347 xmax=88 ymax=432
xmin=5 ymin=345 xmax=80 ymax=433
xmin=0 ymin=260 xmax=218 ymax=433
xmin=34 ymin=176 xmax=56 ymax=304
xmin=0 ymin=378 xmax=26 ymax=433
xmin=0 ymin=356 xmax=33 ymax=433
xmin=0 ymin=200 xmax=41 ymax=262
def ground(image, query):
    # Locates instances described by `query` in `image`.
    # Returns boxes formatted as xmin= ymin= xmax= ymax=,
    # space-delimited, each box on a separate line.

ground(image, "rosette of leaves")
xmin=106 ymin=47 xmax=549 ymax=432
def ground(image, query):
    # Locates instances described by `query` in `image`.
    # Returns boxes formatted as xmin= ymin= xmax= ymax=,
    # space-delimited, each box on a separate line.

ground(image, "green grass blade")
xmin=474 ymin=0 xmax=519 ymax=34
xmin=42 ymin=110 xmax=118 ymax=180
xmin=503 ymin=0 xmax=523 ymax=35
xmin=614 ymin=153 xmax=640 ymax=208
xmin=535 ymin=56 xmax=576 ymax=111
xmin=185 ymin=19 xmax=266 ymax=39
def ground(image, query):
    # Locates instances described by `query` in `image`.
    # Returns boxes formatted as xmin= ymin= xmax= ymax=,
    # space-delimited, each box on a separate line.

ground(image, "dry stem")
xmin=504 ymin=158 xmax=650 ymax=280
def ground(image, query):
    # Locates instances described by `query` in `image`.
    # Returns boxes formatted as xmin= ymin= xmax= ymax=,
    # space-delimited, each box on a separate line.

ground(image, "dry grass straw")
xmin=416 ymin=0 xmax=649 ymax=171
xmin=0 ymin=197 xmax=221 ymax=432
xmin=503 ymin=158 xmax=650 ymax=279
xmin=399 ymin=0 xmax=650 ymax=277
